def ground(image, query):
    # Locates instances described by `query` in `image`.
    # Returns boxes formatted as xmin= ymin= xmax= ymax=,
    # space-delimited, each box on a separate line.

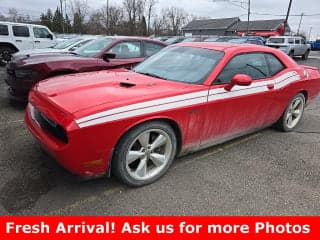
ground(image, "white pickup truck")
xmin=0 ymin=21 xmax=57 ymax=65
xmin=266 ymin=36 xmax=311 ymax=60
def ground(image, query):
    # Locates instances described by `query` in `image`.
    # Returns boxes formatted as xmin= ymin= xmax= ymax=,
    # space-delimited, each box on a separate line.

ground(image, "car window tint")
xmin=265 ymin=53 xmax=285 ymax=76
xmin=144 ymin=42 xmax=164 ymax=57
xmin=301 ymin=39 xmax=305 ymax=44
xmin=295 ymin=38 xmax=300 ymax=44
xmin=109 ymin=41 xmax=141 ymax=59
xmin=0 ymin=24 xmax=9 ymax=35
xmin=33 ymin=27 xmax=50 ymax=38
xmin=12 ymin=26 xmax=30 ymax=37
xmin=216 ymin=53 xmax=269 ymax=84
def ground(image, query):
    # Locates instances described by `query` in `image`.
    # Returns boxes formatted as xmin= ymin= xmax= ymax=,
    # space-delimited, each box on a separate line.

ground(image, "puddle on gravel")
xmin=0 ymin=168 xmax=56 ymax=213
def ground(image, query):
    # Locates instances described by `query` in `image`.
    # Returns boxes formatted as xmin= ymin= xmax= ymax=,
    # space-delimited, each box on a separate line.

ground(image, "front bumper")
xmin=25 ymin=103 xmax=112 ymax=177
xmin=5 ymin=67 xmax=39 ymax=101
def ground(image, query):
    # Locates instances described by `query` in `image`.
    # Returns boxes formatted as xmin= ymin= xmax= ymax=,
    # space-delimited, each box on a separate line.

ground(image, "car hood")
xmin=34 ymin=69 xmax=206 ymax=119
xmin=13 ymin=53 xmax=93 ymax=66
xmin=13 ymin=48 xmax=65 ymax=59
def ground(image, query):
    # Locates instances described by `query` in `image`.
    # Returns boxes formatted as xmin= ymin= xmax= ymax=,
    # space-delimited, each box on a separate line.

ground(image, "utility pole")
xmin=297 ymin=13 xmax=304 ymax=35
xmin=308 ymin=26 xmax=312 ymax=41
xmin=60 ymin=0 xmax=65 ymax=33
xmin=283 ymin=0 xmax=293 ymax=35
xmin=246 ymin=0 xmax=251 ymax=35
xmin=106 ymin=0 xmax=109 ymax=30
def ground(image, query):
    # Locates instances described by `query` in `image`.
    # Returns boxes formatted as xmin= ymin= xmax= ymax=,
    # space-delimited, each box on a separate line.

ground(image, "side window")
xmin=109 ymin=41 xmax=141 ymax=59
xmin=295 ymin=38 xmax=300 ymax=44
xmin=301 ymin=38 xmax=305 ymax=44
xmin=33 ymin=27 xmax=50 ymax=38
xmin=0 ymin=24 xmax=9 ymax=36
xmin=265 ymin=54 xmax=285 ymax=76
xmin=12 ymin=26 xmax=30 ymax=37
xmin=288 ymin=38 xmax=294 ymax=44
xmin=144 ymin=42 xmax=164 ymax=57
xmin=215 ymin=53 xmax=269 ymax=84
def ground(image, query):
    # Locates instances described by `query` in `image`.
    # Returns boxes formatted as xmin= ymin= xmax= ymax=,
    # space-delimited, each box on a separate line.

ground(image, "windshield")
xmin=74 ymin=38 xmax=113 ymax=57
xmin=268 ymin=38 xmax=285 ymax=44
xmin=53 ymin=38 xmax=82 ymax=49
xmin=134 ymin=46 xmax=224 ymax=84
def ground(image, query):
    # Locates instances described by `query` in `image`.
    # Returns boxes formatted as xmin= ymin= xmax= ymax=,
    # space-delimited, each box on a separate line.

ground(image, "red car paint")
xmin=25 ymin=43 xmax=320 ymax=177
xmin=5 ymin=36 xmax=167 ymax=101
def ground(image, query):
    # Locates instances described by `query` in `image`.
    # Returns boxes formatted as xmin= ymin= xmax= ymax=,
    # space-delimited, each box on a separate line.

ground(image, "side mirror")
xmin=225 ymin=74 xmax=252 ymax=91
xmin=102 ymin=52 xmax=116 ymax=61
xmin=47 ymin=33 xmax=53 ymax=40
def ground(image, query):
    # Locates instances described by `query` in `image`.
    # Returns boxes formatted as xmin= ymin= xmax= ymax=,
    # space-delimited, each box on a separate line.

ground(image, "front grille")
xmin=32 ymin=106 xmax=68 ymax=144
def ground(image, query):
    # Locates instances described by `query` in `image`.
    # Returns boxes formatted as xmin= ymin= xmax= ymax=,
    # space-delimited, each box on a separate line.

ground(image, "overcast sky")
xmin=1 ymin=0 xmax=319 ymax=39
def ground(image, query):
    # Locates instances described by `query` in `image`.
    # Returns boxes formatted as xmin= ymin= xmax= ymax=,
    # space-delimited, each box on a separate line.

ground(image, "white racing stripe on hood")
xmin=76 ymin=71 xmax=300 ymax=128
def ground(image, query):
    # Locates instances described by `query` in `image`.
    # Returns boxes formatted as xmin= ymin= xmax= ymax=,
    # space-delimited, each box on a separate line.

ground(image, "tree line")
xmin=1 ymin=0 xmax=196 ymax=36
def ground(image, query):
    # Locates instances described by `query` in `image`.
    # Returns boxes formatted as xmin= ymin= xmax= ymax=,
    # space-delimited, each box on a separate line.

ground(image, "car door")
xmin=106 ymin=41 xmax=145 ymax=69
xmin=294 ymin=38 xmax=303 ymax=55
xmin=201 ymin=52 xmax=279 ymax=147
xmin=32 ymin=26 xmax=55 ymax=48
xmin=11 ymin=25 xmax=34 ymax=50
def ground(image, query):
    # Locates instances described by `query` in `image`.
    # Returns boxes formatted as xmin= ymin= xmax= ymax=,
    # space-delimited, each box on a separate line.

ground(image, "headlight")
xmin=15 ymin=69 xmax=33 ymax=78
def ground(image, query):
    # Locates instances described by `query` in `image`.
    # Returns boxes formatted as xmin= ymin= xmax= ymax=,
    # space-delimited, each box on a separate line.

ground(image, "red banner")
xmin=0 ymin=216 xmax=319 ymax=240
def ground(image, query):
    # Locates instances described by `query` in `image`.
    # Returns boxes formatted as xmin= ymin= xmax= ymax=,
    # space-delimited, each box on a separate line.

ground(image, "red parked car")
xmin=25 ymin=43 xmax=320 ymax=187
xmin=6 ymin=36 xmax=167 ymax=101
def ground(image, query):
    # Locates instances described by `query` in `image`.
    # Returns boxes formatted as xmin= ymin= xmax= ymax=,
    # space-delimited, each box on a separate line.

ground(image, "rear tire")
xmin=288 ymin=50 xmax=294 ymax=58
xmin=0 ymin=46 xmax=16 ymax=66
xmin=275 ymin=93 xmax=305 ymax=132
xmin=112 ymin=121 xmax=177 ymax=187
xmin=302 ymin=50 xmax=310 ymax=60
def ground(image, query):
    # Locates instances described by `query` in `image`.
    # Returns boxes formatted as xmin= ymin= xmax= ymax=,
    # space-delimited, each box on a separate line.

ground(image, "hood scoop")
xmin=119 ymin=81 xmax=136 ymax=88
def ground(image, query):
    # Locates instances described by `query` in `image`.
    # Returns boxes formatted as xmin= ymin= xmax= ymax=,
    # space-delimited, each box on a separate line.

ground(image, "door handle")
xmin=267 ymin=84 xmax=274 ymax=90
xmin=15 ymin=40 xmax=22 ymax=42
xmin=34 ymin=41 xmax=40 ymax=43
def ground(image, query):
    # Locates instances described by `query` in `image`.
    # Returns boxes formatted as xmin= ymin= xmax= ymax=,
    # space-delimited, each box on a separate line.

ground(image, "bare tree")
xmin=145 ymin=0 xmax=157 ymax=35
xmin=8 ymin=8 xmax=18 ymax=22
xmin=122 ymin=0 xmax=145 ymax=35
xmin=163 ymin=7 xmax=189 ymax=35
xmin=69 ymin=0 xmax=89 ymax=33
xmin=99 ymin=4 xmax=124 ymax=35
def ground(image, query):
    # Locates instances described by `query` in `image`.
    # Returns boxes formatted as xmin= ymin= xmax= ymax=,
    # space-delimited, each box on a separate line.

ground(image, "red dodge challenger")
xmin=6 ymin=36 xmax=166 ymax=101
xmin=25 ymin=43 xmax=320 ymax=187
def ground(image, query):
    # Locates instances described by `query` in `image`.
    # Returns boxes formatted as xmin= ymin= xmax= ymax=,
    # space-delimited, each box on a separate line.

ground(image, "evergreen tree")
xmin=73 ymin=12 xmax=83 ymax=33
xmin=52 ymin=7 xmax=63 ymax=33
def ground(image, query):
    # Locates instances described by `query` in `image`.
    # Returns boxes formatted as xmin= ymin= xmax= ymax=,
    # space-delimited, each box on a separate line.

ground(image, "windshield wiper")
xmin=136 ymin=71 xmax=167 ymax=80
xmin=68 ymin=52 xmax=79 ymax=55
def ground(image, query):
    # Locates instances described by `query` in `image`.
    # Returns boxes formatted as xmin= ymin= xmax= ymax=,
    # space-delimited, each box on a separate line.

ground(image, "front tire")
xmin=275 ymin=93 xmax=305 ymax=132
xmin=112 ymin=121 xmax=177 ymax=187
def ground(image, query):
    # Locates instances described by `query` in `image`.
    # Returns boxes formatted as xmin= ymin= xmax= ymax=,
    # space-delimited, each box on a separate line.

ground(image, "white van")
xmin=0 ymin=21 xmax=56 ymax=65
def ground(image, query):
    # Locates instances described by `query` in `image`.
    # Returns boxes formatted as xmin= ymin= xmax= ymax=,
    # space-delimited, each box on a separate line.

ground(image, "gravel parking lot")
xmin=0 ymin=52 xmax=319 ymax=215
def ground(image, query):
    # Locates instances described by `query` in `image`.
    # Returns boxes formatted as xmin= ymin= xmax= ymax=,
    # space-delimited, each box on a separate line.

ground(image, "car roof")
xmin=0 ymin=21 xmax=50 ymax=28
xmin=176 ymin=42 xmax=268 ymax=51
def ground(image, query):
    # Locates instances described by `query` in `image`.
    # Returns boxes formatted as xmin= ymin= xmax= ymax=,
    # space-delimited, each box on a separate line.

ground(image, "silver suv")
xmin=266 ymin=36 xmax=311 ymax=60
